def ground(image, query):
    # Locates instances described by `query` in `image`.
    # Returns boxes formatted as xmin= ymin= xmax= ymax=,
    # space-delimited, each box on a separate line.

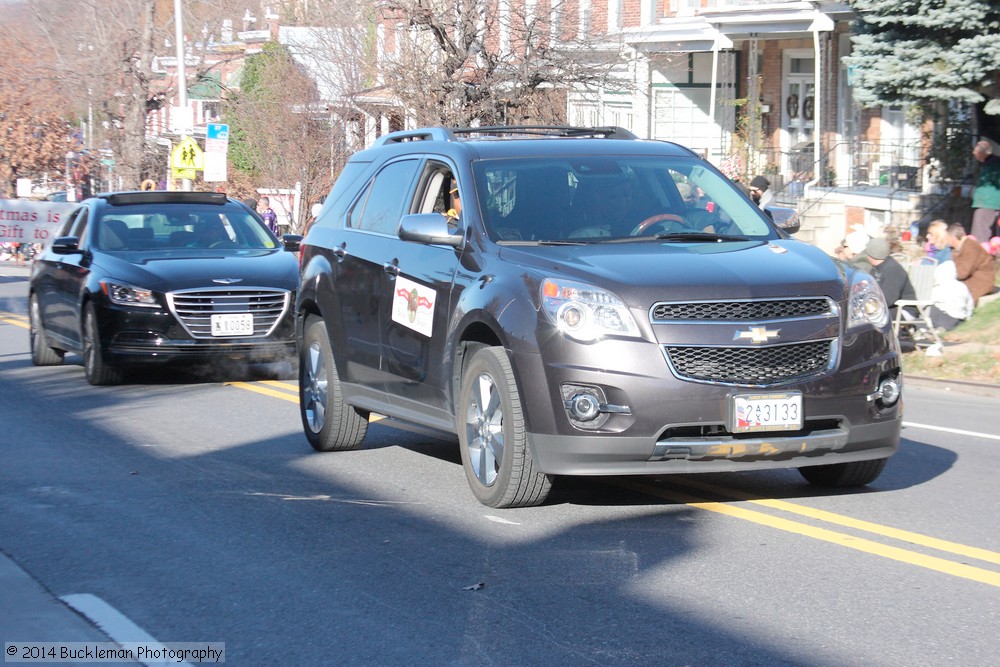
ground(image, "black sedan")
xmin=29 ymin=191 xmax=301 ymax=385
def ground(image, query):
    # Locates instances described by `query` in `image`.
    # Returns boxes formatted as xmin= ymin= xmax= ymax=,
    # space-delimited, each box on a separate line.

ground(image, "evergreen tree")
xmin=845 ymin=0 xmax=1000 ymax=112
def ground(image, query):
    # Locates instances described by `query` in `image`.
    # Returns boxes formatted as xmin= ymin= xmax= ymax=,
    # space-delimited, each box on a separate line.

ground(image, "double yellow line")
xmin=618 ymin=476 xmax=1000 ymax=588
xmin=0 ymin=310 xmax=28 ymax=328
xmin=10 ymin=310 xmax=996 ymax=589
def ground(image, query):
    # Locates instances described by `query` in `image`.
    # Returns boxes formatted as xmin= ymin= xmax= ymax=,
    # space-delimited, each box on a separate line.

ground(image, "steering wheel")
xmin=630 ymin=213 xmax=685 ymax=236
xmin=209 ymin=241 xmax=239 ymax=249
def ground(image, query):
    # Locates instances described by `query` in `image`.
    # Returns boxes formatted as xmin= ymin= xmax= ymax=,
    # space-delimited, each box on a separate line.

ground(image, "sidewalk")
xmin=0 ymin=551 xmax=116 ymax=643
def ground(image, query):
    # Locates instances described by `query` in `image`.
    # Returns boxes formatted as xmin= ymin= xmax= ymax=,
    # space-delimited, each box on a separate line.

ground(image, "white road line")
xmin=59 ymin=594 xmax=193 ymax=667
xmin=903 ymin=421 xmax=1000 ymax=442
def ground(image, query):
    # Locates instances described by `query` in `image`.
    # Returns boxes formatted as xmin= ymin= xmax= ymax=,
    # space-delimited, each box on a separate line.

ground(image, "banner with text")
xmin=0 ymin=199 xmax=77 ymax=244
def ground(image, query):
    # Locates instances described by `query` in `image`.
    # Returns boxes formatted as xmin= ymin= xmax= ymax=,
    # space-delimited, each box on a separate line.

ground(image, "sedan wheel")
xmin=29 ymin=294 xmax=64 ymax=366
xmin=299 ymin=315 xmax=367 ymax=451
xmin=457 ymin=346 xmax=551 ymax=508
xmin=83 ymin=302 xmax=123 ymax=385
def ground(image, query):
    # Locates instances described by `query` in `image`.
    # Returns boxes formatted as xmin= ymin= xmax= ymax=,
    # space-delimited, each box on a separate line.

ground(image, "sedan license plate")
xmin=210 ymin=313 xmax=254 ymax=337
xmin=732 ymin=392 xmax=802 ymax=433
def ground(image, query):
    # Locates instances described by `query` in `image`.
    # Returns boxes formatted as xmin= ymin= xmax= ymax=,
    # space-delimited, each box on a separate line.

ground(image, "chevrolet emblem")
xmin=734 ymin=326 xmax=780 ymax=344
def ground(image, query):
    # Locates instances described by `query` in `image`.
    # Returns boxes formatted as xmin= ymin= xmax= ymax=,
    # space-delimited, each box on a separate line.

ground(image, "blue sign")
xmin=207 ymin=123 xmax=230 ymax=141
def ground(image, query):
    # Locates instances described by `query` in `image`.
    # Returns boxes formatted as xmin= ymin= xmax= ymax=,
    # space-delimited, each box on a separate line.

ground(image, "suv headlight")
xmin=847 ymin=272 xmax=888 ymax=330
xmin=541 ymin=278 xmax=640 ymax=342
xmin=100 ymin=280 xmax=159 ymax=308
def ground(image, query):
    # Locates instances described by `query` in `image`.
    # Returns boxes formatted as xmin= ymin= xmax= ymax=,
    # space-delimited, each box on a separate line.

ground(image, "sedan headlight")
xmin=541 ymin=278 xmax=640 ymax=342
xmin=847 ymin=272 xmax=888 ymax=330
xmin=100 ymin=280 xmax=159 ymax=308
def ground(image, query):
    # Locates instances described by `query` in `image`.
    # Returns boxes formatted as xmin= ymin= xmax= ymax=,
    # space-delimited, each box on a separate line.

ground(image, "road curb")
xmin=903 ymin=374 xmax=1000 ymax=398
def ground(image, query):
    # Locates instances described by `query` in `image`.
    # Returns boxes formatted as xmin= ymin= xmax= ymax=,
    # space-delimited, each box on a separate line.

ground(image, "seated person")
xmin=834 ymin=230 xmax=873 ymax=273
xmin=196 ymin=220 xmax=234 ymax=247
xmin=929 ymin=260 xmax=974 ymax=331
xmin=865 ymin=237 xmax=916 ymax=319
xmin=924 ymin=220 xmax=952 ymax=262
xmin=944 ymin=222 xmax=996 ymax=305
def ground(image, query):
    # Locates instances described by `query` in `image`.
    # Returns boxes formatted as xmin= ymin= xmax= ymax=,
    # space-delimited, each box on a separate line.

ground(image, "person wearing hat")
xmin=834 ymin=230 xmax=873 ymax=272
xmin=866 ymin=236 xmax=915 ymax=319
xmin=748 ymin=175 xmax=772 ymax=208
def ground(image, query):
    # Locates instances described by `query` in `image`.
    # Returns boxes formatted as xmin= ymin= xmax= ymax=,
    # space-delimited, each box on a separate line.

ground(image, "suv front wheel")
xmin=458 ymin=346 xmax=552 ymax=508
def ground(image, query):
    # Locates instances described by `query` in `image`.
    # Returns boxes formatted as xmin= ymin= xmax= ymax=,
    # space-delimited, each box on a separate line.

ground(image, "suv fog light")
xmin=568 ymin=393 xmax=601 ymax=422
xmin=877 ymin=376 xmax=901 ymax=406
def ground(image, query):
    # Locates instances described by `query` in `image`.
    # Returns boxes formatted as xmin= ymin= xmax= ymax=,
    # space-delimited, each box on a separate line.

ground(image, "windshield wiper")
xmin=497 ymin=239 xmax=589 ymax=246
xmin=604 ymin=231 xmax=750 ymax=244
xmin=652 ymin=231 xmax=750 ymax=242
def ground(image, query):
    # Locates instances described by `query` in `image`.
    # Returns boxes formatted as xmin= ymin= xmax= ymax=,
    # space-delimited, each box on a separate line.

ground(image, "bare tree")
xmin=224 ymin=41 xmax=336 ymax=229
xmin=374 ymin=0 xmax=628 ymax=127
xmin=0 ymin=6 xmax=80 ymax=197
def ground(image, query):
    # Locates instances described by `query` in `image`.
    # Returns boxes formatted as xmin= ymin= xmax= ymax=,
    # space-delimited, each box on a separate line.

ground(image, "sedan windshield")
xmin=472 ymin=155 xmax=776 ymax=244
xmin=93 ymin=204 xmax=278 ymax=252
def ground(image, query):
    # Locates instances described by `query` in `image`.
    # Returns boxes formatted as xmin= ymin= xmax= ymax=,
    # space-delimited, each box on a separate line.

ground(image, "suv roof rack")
xmin=373 ymin=125 xmax=638 ymax=146
xmin=452 ymin=126 xmax=638 ymax=140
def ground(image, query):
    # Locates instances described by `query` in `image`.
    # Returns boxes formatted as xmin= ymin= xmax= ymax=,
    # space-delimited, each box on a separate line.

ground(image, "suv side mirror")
xmin=51 ymin=236 xmax=81 ymax=255
xmin=398 ymin=214 xmax=464 ymax=247
xmin=764 ymin=206 xmax=800 ymax=235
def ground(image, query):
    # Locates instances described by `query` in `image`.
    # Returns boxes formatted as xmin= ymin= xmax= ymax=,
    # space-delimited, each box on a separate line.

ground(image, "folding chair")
xmin=893 ymin=259 xmax=942 ymax=349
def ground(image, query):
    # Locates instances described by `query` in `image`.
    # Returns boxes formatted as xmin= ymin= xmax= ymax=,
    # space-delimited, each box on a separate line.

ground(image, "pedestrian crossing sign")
xmin=171 ymin=137 xmax=204 ymax=171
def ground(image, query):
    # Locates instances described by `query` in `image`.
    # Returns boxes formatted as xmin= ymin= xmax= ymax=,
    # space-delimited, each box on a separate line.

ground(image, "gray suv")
xmin=296 ymin=126 xmax=902 ymax=508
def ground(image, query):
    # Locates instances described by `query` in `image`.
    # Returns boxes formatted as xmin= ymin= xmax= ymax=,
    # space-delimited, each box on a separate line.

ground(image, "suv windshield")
xmin=472 ymin=155 xmax=775 ymax=243
xmin=93 ymin=204 xmax=278 ymax=251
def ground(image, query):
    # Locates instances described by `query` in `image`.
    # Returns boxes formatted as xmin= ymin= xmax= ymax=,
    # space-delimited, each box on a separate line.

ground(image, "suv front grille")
xmin=652 ymin=298 xmax=831 ymax=322
xmin=665 ymin=340 xmax=832 ymax=385
xmin=168 ymin=288 xmax=288 ymax=339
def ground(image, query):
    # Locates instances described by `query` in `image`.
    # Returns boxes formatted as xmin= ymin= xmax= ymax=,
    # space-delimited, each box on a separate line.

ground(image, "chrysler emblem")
xmin=734 ymin=326 xmax=780 ymax=344
xmin=212 ymin=278 xmax=243 ymax=285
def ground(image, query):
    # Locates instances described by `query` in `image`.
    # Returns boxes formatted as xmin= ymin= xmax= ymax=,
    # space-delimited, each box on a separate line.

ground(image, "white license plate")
xmin=210 ymin=313 xmax=254 ymax=337
xmin=732 ymin=392 xmax=803 ymax=433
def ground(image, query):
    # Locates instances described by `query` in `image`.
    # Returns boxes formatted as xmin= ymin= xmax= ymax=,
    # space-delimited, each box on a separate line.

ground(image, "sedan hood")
xmin=497 ymin=239 xmax=848 ymax=304
xmin=92 ymin=249 xmax=300 ymax=293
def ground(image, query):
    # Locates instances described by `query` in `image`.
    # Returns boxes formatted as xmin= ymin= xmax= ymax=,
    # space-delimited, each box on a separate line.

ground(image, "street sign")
xmin=207 ymin=123 xmax=229 ymax=141
xmin=171 ymin=136 xmax=204 ymax=171
xmin=202 ymin=152 xmax=227 ymax=183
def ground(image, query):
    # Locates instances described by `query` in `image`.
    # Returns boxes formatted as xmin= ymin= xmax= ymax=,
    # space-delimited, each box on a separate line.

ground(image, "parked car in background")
xmin=29 ymin=191 xmax=302 ymax=385
xmin=296 ymin=126 xmax=902 ymax=508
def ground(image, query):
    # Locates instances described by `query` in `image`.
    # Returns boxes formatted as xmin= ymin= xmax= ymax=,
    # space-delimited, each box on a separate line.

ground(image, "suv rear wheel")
xmin=300 ymin=315 xmax=368 ymax=451
xmin=458 ymin=346 xmax=552 ymax=508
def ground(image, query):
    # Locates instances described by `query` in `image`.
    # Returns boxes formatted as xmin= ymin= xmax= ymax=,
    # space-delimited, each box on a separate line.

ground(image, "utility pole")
xmin=174 ymin=0 xmax=192 ymax=191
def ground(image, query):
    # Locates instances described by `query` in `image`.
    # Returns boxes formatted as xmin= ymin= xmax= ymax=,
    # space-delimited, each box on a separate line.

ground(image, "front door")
xmin=782 ymin=51 xmax=816 ymax=178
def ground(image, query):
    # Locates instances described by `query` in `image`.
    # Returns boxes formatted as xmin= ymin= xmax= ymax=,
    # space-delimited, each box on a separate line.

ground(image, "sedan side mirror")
xmin=51 ymin=236 xmax=81 ymax=255
xmin=281 ymin=234 xmax=303 ymax=252
xmin=398 ymin=214 xmax=464 ymax=247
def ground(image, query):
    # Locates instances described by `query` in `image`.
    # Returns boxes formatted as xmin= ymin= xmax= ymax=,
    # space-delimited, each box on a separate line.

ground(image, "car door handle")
xmin=383 ymin=260 xmax=399 ymax=276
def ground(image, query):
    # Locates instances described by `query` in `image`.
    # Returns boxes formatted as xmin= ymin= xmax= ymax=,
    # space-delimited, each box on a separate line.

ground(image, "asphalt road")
xmin=1 ymin=270 xmax=998 ymax=666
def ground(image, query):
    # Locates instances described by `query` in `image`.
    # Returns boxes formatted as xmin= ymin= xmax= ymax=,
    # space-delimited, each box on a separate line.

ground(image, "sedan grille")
xmin=665 ymin=340 xmax=832 ymax=385
xmin=652 ymin=298 xmax=831 ymax=322
xmin=167 ymin=288 xmax=289 ymax=339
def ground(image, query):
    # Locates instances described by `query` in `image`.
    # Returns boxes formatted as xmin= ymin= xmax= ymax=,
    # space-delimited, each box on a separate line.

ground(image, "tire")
xmin=299 ymin=315 xmax=368 ymax=451
xmin=82 ymin=302 xmax=123 ymax=386
xmin=798 ymin=458 xmax=888 ymax=487
xmin=457 ymin=346 xmax=552 ymax=508
xmin=29 ymin=294 xmax=64 ymax=366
